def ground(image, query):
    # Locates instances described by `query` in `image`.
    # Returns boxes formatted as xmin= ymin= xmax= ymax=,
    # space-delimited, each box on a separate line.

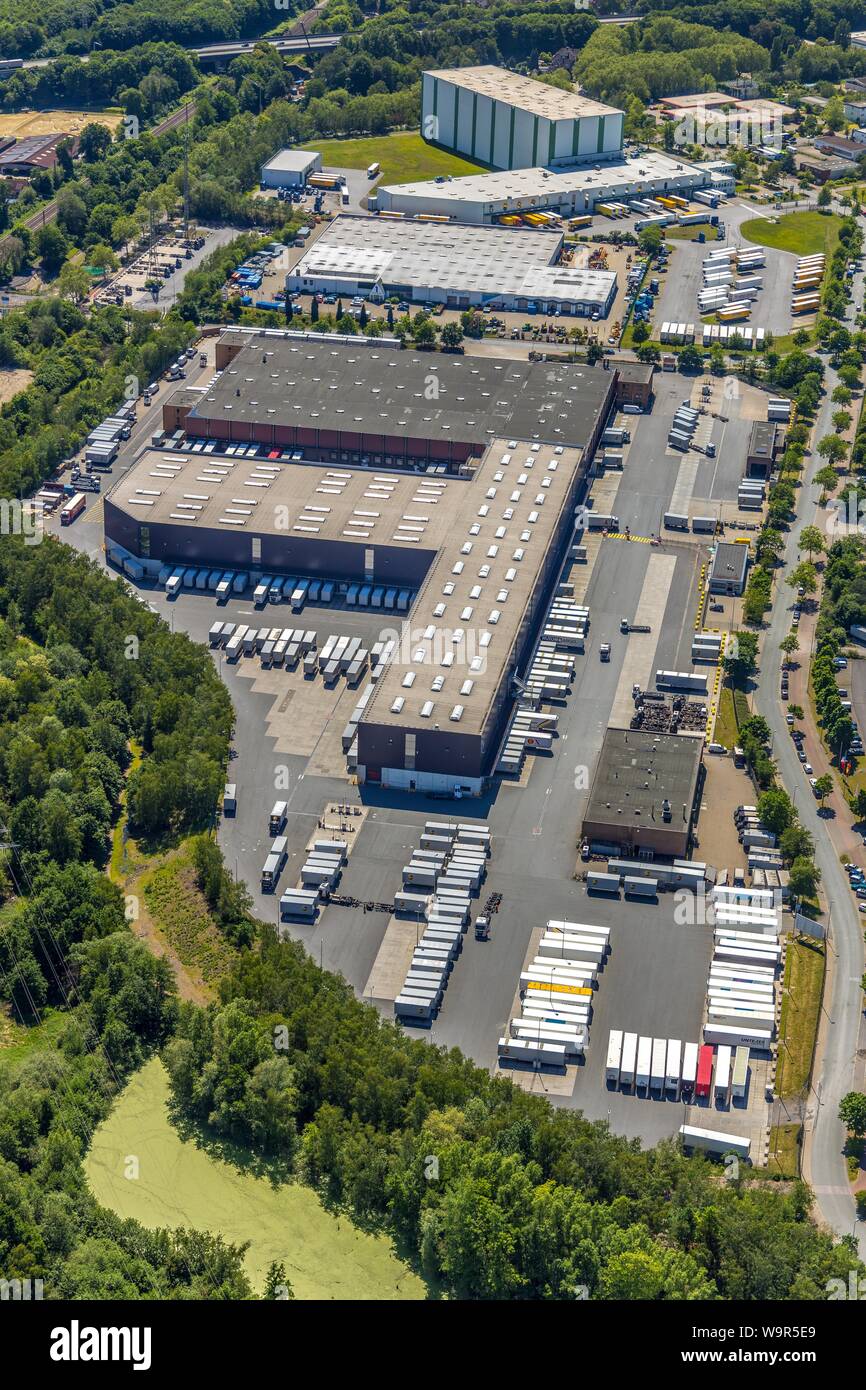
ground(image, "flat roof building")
xmin=375 ymin=149 xmax=713 ymax=224
xmin=745 ymin=420 xmax=781 ymax=479
xmin=708 ymin=541 xmax=749 ymax=596
xmin=104 ymin=328 xmax=617 ymax=793
xmin=423 ymin=65 xmax=624 ymax=170
xmin=582 ymin=727 xmax=704 ymax=859
xmin=287 ymin=214 xmax=616 ymax=316
xmin=260 ymin=148 xmax=322 ymax=187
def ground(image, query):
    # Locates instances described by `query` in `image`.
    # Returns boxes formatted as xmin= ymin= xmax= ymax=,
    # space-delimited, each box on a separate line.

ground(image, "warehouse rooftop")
xmin=360 ymin=438 xmax=587 ymax=735
xmin=427 ymin=65 xmax=619 ymax=122
xmin=583 ymin=728 xmax=704 ymax=835
xmin=378 ymin=149 xmax=704 ymax=205
xmin=184 ymin=335 xmax=613 ymax=449
xmin=289 ymin=215 xmax=616 ymax=306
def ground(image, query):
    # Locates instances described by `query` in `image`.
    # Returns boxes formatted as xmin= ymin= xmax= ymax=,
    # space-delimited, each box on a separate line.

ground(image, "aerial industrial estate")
xmin=3 ymin=1 xmax=866 ymax=1322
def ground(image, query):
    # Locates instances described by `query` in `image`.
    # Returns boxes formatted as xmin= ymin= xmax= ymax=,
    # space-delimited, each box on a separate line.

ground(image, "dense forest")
xmin=0 ymin=297 xmax=196 ymax=499
xmin=0 ymin=0 xmax=295 ymax=60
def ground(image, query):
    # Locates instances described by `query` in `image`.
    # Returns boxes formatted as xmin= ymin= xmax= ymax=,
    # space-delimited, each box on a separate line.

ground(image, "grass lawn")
xmin=665 ymin=224 xmax=714 ymax=241
xmin=0 ymin=1005 xmax=67 ymax=1062
xmin=85 ymin=1058 xmax=426 ymax=1300
xmin=762 ymin=1123 xmax=801 ymax=1179
xmin=740 ymin=210 xmax=843 ymax=259
xmin=775 ymin=936 xmax=826 ymax=1098
xmin=315 ymin=131 xmax=484 ymax=185
xmin=714 ymin=685 xmax=740 ymax=750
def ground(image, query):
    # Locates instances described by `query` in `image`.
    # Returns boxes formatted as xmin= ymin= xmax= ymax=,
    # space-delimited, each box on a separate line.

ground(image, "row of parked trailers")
xmin=739 ymin=476 xmax=765 ymax=511
xmin=496 ymin=706 xmax=559 ymax=777
xmin=691 ymin=629 xmax=725 ymax=665
xmin=253 ymin=576 xmax=337 ymax=610
xmin=700 ymin=323 xmax=766 ymax=350
xmin=395 ymin=822 xmax=491 ymax=1026
xmin=606 ymin=1029 xmax=752 ymax=1109
xmin=791 ymin=254 xmax=824 ymax=315
xmin=498 ymin=920 xmax=610 ymax=1066
xmin=703 ymin=900 xmax=782 ymax=1051
xmin=668 ymin=402 xmax=699 ymax=452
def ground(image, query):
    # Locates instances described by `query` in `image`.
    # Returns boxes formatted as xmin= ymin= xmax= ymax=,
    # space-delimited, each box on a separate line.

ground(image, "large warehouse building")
xmin=104 ymin=327 xmax=617 ymax=792
xmin=374 ymin=148 xmax=714 ymax=224
xmin=422 ymin=66 xmax=624 ymax=169
xmin=582 ymin=728 xmax=704 ymax=859
xmin=286 ymin=215 xmax=617 ymax=317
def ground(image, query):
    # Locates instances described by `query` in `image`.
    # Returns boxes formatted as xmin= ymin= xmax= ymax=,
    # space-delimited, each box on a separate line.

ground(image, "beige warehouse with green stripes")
xmin=422 ymin=66 xmax=624 ymax=171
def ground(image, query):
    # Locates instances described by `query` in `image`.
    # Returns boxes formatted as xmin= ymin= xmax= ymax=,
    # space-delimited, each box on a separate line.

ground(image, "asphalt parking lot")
xmin=653 ymin=199 xmax=807 ymax=340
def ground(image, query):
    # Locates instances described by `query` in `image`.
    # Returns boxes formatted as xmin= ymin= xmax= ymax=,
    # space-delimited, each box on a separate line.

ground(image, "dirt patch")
xmin=0 ymin=109 xmax=123 ymax=139
xmin=0 ymin=368 xmax=33 ymax=404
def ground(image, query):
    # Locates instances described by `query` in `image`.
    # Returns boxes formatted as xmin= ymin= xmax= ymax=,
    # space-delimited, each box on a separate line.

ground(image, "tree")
xmin=263 ymin=1260 xmax=294 ymax=1300
xmin=413 ymin=318 xmax=437 ymax=347
xmin=788 ymin=561 xmax=817 ymax=594
xmin=839 ymin=1091 xmax=866 ymax=1138
xmin=678 ymin=344 xmax=703 ymax=372
xmin=813 ymin=773 xmax=833 ymax=805
xmin=757 ymin=788 xmax=795 ymax=835
xmin=56 ymin=262 xmax=91 ymax=304
xmin=638 ymin=224 xmax=663 ymax=256
xmin=815 ymin=465 xmax=840 ymax=496
xmin=798 ymin=525 xmax=825 ymax=561
xmin=310 ymin=297 xmax=318 ymax=322
xmin=35 ymin=223 xmax=68 ymax=278
xmin=723 ymin=630 xmax=758 ymax=682
xmin=780 ymin=633 xmax=799 ymax=656
xmin=832 ymin=384 xmax=852 ymax=405
xmin=440 ymin=320 xmax=464 ymax=348
xmin=789 ymin=855 xmax=820 ymax=899
xmin=817 ymin=434 xmax=847 ymax=465
xmin=631 ymin=320 xmax=650 ymax=344
xmin=79 ymin=122 xmax=113 ymax=162
xmin=818 ymin=185 xmax=832 ymax=209
xmin=358 ymin=303 xmax=368 ymax=329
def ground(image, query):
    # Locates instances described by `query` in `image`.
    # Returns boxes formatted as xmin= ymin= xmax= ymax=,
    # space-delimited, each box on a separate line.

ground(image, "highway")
xmin=754 ymin=259 xmax=866 ymax=1256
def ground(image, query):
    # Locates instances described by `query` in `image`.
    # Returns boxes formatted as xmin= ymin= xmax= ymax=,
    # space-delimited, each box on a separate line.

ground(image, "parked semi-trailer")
xmin=703 ymin=1024 xmax=773 ymax=1049
xmin=681 ymin=1041 xmax=699 ymax=1098
xmin=606 ymin=1029 xmax=623 ymax=1084
xmin=665 ymin=1039 xmax=682 ymax=1095
xmin=620 ymin=1031 xmax=638 ymax=1088
xmin=636 ymin=1036 xmax=652 ymax=1089
xmin=695 ymin=1043 xmax=714 ymax=1099
xmin=650 ymin=1037 xmax=666 ymax=1091
xmin=679 ymin=1125 xmax=750 ymax=1159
